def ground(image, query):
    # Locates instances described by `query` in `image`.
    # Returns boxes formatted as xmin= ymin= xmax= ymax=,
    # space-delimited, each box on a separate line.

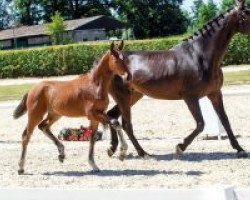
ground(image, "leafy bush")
xmin=0 ymin=34 xmax=249 ymax=78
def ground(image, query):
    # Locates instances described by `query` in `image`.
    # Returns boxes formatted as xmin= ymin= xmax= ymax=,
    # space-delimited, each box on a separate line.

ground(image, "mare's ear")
xmin=118 ymin=40 xmax=124 ymax=50
xmin=110 ymin=42 xmax=119 ymax=58
xmin=235 ymin=0 xmax=245 ymax=9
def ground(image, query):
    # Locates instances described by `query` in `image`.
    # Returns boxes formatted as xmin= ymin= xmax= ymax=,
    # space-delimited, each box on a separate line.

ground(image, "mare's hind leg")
xmin=88 ymin=120 xmax=100 ymax=172
xmin=18 ymin=116 xmax=43 ymax=175
xmin=38 ymin=114 xmax=65 ymax=162
xmin=208 ymin=91 xmax=247 ymax=158
xmin=176 ymin=97 xmax=204 ymax=156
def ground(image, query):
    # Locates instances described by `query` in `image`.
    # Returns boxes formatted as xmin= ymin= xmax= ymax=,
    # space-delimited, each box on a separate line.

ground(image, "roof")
xmin=0 ymin=15 xmax=126 ymax=41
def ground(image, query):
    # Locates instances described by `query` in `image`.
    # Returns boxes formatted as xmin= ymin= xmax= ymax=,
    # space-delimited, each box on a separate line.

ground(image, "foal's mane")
xmin=90 ymin=51 xmax=109 ymax=74
xmin=183 ymin=7 xmax=235 ymax=43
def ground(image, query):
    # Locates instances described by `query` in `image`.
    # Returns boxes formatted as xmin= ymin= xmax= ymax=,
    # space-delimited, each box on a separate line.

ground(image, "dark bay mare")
xmin=107 ymin=0 xmax=249 ymax=159
xmin=13 ymin=42 xmax=129 ymax=174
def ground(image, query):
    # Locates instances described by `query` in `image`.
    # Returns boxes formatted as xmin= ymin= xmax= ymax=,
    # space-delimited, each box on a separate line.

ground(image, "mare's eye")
xmin=243 ymin=10 xmax=250 ymax=15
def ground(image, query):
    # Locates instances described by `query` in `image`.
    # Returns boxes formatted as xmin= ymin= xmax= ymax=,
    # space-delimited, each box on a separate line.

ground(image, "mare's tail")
xmin=13 ymin=92 xmax=28 ymax=119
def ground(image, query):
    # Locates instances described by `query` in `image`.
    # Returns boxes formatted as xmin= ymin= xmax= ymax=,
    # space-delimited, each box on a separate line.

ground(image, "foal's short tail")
xmin=13 ymin=92 xmax=28 ymax=119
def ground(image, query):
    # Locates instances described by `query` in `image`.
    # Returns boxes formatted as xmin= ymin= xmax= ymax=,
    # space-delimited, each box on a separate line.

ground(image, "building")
xmin=0 ymin=15 xmax=126 ymax=50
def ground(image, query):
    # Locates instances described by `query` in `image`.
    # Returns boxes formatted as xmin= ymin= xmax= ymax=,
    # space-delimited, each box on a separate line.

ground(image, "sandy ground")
xmin=1 ymin=94 xmax=250 ymax=189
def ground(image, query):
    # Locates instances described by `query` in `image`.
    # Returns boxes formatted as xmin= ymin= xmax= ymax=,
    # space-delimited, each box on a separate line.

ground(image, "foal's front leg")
xmin=87 ymin=110 xmax=123 ymax=172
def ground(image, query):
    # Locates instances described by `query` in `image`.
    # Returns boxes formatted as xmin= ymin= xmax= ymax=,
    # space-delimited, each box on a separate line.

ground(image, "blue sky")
xmin=182 ymin=0 xmax=221 ymax=12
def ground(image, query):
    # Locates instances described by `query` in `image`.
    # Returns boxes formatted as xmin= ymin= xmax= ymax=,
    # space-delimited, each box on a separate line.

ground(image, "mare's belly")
xmin=131 ymin=79 xmax=183 ymax=100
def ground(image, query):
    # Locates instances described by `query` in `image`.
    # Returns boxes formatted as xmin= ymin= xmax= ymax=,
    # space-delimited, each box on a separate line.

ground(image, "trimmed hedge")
xmin=0 ymin=34 xmax=249 ymax=78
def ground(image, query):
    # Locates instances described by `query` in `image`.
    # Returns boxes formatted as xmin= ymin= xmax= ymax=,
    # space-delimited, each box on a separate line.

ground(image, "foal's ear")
xmin=235 ymin=0 xmax=245 ymax=9
xmin=110 ymin=42 xmax=119 ymax=58
xmin=118 ymin=40 xmax=124 ymax=51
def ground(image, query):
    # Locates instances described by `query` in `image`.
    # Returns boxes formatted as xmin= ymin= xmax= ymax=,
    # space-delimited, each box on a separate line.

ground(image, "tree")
xmin=41 ymin=0 xmax=111 ymax=22
xmin=197 ymin=0 xmax=218 ymax=28
xmin=47 ymin=11 xmax=66 ymax=45
xmin=189 ymin=0 xmax=218 ymax=31
xmin=220 ymin=0 xmax=250 ymax=11
xmin=112 ymin=0 xmax=188 ymax=39
xmin=14 ymin=0 xmax=42 ymax=25
xmin=192 ymin=0 xmax=203 ymax=20
xmin=0 ymin=0 xmax=12 ymax=29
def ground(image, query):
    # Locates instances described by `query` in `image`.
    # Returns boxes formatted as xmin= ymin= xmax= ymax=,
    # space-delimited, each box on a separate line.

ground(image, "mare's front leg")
xmin=176 ymin=97 xmax=204 ymax=156
xmin=208 ymin=91 xmax=247 ymax=158
xmin=108 ymin=81 xmax=148 ymax=158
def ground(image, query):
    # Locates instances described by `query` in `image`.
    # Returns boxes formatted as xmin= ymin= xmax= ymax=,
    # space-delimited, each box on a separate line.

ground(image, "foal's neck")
xmin=90 ymin=53 xmax=113 ymax=93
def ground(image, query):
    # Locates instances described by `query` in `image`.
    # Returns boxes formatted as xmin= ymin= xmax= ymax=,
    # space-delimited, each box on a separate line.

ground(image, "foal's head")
xmin=230 ymin=0 xmax=250 ymax=34
xmin=107 ymin=41 xmax=129 ymax=79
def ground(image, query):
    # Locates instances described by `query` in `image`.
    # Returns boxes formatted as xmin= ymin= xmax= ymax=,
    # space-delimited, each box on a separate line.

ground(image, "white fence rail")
xmin=0 ymin=186 xmax=249 ymax=200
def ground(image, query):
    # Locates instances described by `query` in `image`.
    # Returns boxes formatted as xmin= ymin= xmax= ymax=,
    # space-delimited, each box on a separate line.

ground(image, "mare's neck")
xmin=182 ymin=11 xmax=237 ymax=71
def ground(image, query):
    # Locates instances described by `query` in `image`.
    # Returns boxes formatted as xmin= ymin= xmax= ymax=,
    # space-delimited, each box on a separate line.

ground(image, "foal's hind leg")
xmin=18 ymin=117 xmax=42 ymax=175
xmin=208 ymin=91 xmax=247 ymax=158
xmin=176 ymin=97 xmax=204 ymax=157
xmin=38 ymin=115 xmax=65 ymax=162
xmin=88 ymin=120 xmax=100 ymax=172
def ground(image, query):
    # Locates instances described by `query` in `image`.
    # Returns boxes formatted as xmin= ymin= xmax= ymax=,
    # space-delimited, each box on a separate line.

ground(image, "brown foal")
xmin=13 ymin=42 xmax=128 ymax=174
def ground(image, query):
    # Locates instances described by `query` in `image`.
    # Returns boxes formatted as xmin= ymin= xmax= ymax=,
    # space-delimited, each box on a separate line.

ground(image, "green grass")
xmin=0 ymin=70 xmax=249 ymax=101
xmin=0 ymin=84 xmax=33 ymax=101
xmin=224 ymin=70 xmax=250 ymax=85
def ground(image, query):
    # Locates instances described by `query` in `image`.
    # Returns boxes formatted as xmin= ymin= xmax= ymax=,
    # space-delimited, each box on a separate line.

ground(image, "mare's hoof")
xmin=237 ymin=151 xmax=248 ymax=158
xmin=18 ymin=169 xmax=24 ymax=175
xmin=58 ymin=155 xmax=65 ymax=163
xmin=143 ymin=154 xmax=156 ymax=160
xmin=107 ymin=148 xmax=114 ymax=157
xmin=92 ymin=168 xmax=100 ymax=173
xmin=174 ymin=144 xmax=184 ymax=159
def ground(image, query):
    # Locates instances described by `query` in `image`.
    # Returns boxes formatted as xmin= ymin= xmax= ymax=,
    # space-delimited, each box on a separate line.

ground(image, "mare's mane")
xmin=183 ymin=7 xmax=235 ymax=43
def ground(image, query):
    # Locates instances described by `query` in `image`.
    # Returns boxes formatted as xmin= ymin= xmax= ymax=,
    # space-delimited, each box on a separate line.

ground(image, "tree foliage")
xmin=112 ymin=0 xmax=188 ymax=39
xmin=47 ymin=11 xmax=66 ymax=45
xmin=220 ymin=0 xmax=250 ymax=11
xmin=0 ymin=0 xmax=12 ymax=29
xmin=189 ymin=0 xmax=218 ymax=31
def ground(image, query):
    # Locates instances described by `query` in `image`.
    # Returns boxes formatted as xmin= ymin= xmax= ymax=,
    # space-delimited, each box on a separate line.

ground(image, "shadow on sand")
xmin=43 ymin=169 xmax=205 ymax=177
xmin=154 ymin=151 xmax=249 ymax=162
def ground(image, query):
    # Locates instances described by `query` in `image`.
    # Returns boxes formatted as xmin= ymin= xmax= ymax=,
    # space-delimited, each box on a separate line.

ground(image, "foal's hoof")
xmin=107 ymin=148 xmax=114 ymax=157
xmin=18 ymin=169 xmax=24 ymax=175
xmin=119 ymin=154 xmax=126 ymax=161
xmin=237 ymin=151 xmax=248 ymax=158
xmin=58 ymin=155 xmax=65 ymax=163
xmin=110 ymin=119 xmax=122 ymax=131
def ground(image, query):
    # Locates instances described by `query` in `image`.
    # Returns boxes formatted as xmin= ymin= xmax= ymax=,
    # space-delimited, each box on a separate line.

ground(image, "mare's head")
xmin=107 ymin=41 xmax=129 ymax=79
xmin=231 ymin=0 xmax=250 ymax=34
